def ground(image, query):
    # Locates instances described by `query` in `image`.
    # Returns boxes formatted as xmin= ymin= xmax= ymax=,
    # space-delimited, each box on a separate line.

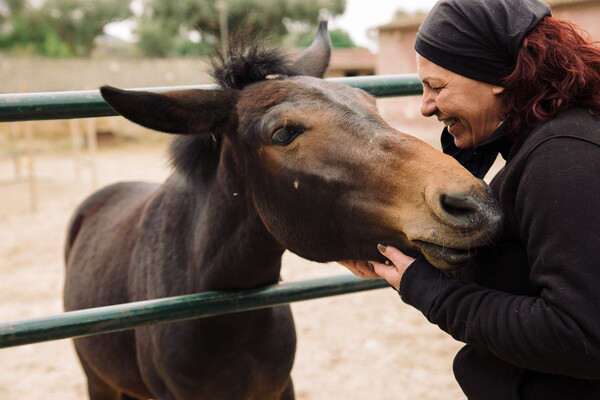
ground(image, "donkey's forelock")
xmin=168 ymin=38 xmax=298 ymax=180
xmin=167 ymin=25 xmax=332 ymax=179
xmin=210 ymin=35 xmax=299 ymax=90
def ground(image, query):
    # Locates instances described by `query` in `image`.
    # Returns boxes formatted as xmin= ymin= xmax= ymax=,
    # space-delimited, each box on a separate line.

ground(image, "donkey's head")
xmin=100 ymin=21 xmax=503 ymax=270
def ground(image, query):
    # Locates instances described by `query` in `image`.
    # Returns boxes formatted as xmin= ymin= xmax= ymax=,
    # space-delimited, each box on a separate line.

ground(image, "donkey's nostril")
xmin=440 ymin=193 xmax=480 ymax=223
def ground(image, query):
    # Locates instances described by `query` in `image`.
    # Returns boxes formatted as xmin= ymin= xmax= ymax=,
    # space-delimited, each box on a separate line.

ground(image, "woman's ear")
xmin=491 ymin=85 xmax=505 ymax=95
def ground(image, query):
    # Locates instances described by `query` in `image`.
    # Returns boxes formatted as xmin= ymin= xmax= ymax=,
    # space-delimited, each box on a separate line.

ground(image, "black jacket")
xmin=400 ymin=107 xmax=600 ymax=399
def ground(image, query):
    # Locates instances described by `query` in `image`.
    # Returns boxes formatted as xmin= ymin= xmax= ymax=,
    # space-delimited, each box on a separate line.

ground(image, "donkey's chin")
xmin=414 ymin=240 xmax=474 ymax=270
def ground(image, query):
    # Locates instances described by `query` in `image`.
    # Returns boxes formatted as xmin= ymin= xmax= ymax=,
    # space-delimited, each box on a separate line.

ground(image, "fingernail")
xmin=377 ymin=244 xmax=387 ymax=254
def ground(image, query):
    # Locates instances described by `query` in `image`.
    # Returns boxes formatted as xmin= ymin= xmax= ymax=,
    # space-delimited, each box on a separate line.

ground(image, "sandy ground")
xmin=0 ymin=138 xmax=466 ymax=399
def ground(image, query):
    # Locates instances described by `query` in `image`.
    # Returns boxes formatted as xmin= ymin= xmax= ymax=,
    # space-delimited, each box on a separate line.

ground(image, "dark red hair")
xmin=502 ymin=17 xmax=600 ymax=138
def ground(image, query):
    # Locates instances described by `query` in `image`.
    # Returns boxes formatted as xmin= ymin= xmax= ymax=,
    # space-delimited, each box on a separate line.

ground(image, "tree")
xmin=0 ymin=0 xmax=132 ymax=57
xmin=135 ymin=0 xmax=346 ymax=57
xmin=0 ymin=0 xmax=69 ymax=56
xmin=41 ymin=0 xmax=132 ymax=57
xmin=296 ymin=28 xmax=356 ymax=48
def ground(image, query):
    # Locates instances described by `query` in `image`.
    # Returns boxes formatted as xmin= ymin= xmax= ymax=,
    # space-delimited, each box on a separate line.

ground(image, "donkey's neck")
xmin=188 ymin=173 xmax=285 ymax=292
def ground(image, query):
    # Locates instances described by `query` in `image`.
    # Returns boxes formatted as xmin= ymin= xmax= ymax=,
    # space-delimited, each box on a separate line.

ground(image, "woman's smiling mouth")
xmin=442 ymin=118 xmax=458 ymax=128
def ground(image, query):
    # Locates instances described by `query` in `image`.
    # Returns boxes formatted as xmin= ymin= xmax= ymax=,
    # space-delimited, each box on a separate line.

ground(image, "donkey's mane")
xmin=210 ymin=35 xmax=297 ymax=90
xmin=169 ymin=37 xmax=297 ymax=180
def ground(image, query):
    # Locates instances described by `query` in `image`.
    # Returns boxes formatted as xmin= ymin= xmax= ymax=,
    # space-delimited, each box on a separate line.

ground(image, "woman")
xmin=341 ymin=0 xmax=600 ymax=398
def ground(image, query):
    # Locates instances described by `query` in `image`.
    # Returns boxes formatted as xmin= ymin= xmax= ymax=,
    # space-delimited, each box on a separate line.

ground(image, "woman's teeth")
xmin=444 ymin=118 xmax=458 ymax=128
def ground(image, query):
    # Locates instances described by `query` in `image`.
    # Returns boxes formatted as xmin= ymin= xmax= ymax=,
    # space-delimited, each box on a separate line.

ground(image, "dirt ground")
xmin=0 ymin=133 xmax=466 ymax=399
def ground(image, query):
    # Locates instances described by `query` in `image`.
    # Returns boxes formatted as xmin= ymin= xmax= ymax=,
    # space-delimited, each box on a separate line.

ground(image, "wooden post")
xmin=24 ymin=120 xmax=37 ymax=212
xmin=19 ymin=83 xmax=37 ymax=212
xmin=69 ymin=118 xmax=99 ymax=189
xmin=9 ymin=122 xmax=21 ymax=179
xmin=85 ymin=118 xmax=98 ymax=188
xmin=69 ymin=119 xmax=82 ymax=182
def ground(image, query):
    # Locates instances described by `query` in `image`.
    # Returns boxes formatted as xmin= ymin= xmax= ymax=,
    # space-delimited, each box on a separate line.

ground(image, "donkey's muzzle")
xmin=439 ymin=188 xmax=501 ymax=230
xmin=419 ymin=181 xmax=504 ymax=269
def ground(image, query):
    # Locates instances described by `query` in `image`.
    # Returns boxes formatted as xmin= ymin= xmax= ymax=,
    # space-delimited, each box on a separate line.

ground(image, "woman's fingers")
xmin=338 ymin=244 xmax=417 ymax=289
xmin=370 ymin=261 xmax=402 ymax=290
xmin=338 ymin=260 xmax=380 ymax=279
xmin=372 ymin=244 xmax=418 ymax=290
xmin=377 ymin=244 xmax=416 ymax=269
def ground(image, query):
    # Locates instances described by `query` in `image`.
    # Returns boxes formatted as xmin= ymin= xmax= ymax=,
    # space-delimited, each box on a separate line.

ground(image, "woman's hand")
xmin=339 ymin=244 xmax=416 ymax=291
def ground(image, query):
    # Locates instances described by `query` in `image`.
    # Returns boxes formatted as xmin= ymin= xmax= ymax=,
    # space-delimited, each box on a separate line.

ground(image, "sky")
xmin=330 ymin=0 xmax=438 ymax=51
xmin=105 ymin=0 xmax=439 ymax=52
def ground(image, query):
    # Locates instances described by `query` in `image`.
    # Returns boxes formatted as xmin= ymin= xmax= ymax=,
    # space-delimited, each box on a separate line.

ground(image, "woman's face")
xmin=417 ymin=55 xmax=507 ymax=148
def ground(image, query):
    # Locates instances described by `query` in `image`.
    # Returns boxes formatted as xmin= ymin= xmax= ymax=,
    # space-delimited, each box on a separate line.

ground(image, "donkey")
xmin=64 ymin=22 xmax=503 ymax=399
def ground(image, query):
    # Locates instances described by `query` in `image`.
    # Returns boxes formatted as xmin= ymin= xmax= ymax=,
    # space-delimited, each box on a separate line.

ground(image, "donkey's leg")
xmin=280 ymin=379 xmax=295 ymax=400
xmin=120 ymin=395 xmax=141 ymax=400
xmin=77 ymin=352 xmax=123 ymax=400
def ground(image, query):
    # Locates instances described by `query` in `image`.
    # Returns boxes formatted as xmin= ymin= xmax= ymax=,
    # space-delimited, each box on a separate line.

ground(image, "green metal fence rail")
xmin=0 ymin=73 xmax=421 ymax=349
xmin=0 ymin=74 xmax=422 ymax=122
xmin=0 ymin=275 xmax=389 ymax=348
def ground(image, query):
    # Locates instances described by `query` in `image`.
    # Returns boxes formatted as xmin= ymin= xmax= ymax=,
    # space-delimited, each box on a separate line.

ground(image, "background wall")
xmin=1 ymin=57 xmax=212 ymax=93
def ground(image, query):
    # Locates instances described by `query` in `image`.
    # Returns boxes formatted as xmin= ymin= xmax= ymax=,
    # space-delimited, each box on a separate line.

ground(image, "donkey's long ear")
xmin=100 ymin=86 xmax=240 ymax=134
xmin=291 ymin=20 xmax=332 ymax=78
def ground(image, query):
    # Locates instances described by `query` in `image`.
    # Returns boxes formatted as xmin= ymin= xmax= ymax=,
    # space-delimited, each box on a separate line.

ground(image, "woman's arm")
xmin=401 ymin=137 xmax=600 ymax=378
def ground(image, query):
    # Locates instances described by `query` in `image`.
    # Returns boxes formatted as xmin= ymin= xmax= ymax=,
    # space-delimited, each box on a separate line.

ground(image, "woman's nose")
xmin=420 ymin=88 xmax=437 ymax=117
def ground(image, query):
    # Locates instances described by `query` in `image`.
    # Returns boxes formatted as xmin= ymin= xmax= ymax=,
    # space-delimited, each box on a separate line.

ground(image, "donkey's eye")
xmin=272 ymin=125 xmax=305 ymax=146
